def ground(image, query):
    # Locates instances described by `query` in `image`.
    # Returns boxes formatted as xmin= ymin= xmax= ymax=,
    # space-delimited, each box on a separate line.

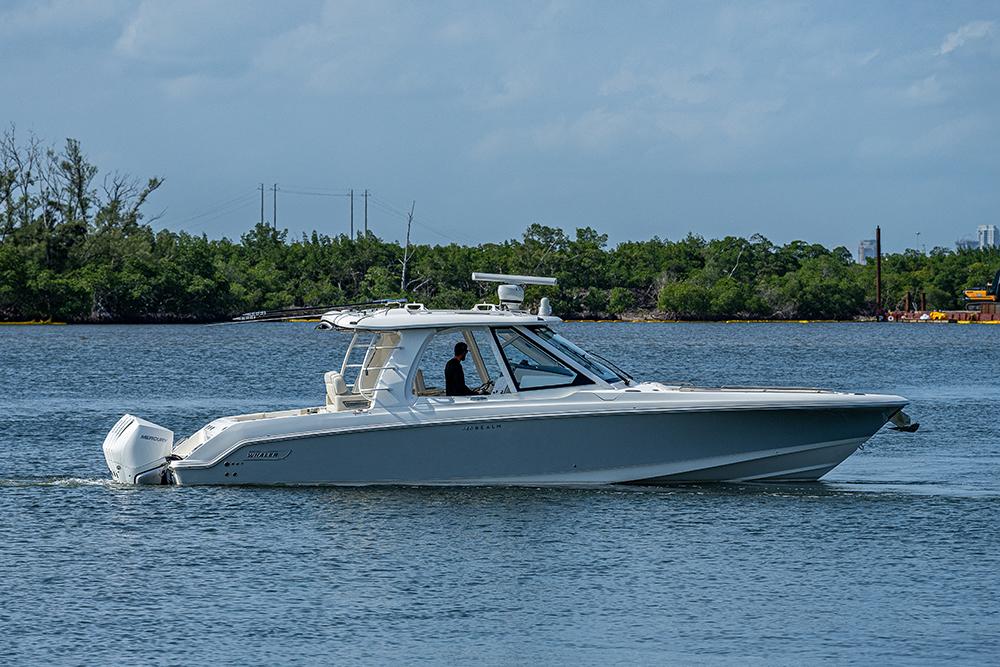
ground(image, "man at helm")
xmin=445 ymin=341 xmax=476 ymax=396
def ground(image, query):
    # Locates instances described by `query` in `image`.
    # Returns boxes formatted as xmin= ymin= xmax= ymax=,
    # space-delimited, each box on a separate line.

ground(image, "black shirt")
xmin=445 ymin=358 xmax=474 ymax=396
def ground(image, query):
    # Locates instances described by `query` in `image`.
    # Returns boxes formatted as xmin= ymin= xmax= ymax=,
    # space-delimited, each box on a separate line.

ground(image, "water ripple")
xmin=1 ymin=322 xmax=999 ymax=664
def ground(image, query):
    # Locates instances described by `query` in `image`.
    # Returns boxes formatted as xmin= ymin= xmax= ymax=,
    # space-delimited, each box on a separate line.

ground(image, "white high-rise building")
xmin=857 ymin=239 xmax=876 ymax=265
xmin=979 ymin=224 xmax=999 ymax=250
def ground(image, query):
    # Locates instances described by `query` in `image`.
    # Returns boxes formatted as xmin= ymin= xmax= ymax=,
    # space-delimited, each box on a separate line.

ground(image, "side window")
xmin=493 ymin=328 xmax=583 ymax=390
xmin=412 ymin=331 xmax=457 ymax=396
xmin=466 ymin=329 xmax=507 ymax=394
xmin=411 ymin=328 xmax=500 ymax=397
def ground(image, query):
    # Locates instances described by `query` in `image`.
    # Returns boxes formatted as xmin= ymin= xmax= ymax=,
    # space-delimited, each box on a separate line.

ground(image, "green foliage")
xmin=658 ymin=281 xmax=710 ymax=317
xmin=582 ymin=287 xmax=608 ymax=316
xmin=2 ymin=131 xmax=999 ymax=323
xmin=608 ymin=287 xmax=636 ymax=315
xmin=708 ymin=277 xmax=749 ymax=317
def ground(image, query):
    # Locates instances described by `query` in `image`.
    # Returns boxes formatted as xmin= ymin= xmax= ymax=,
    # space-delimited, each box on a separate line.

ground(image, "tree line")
xmin=2 ymin=130 xmax=998 ymax=323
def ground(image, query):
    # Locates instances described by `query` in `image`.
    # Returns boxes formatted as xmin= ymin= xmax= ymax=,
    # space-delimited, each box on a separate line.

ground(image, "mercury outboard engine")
xmin=102 ymin=414 xmax=174 ymax=484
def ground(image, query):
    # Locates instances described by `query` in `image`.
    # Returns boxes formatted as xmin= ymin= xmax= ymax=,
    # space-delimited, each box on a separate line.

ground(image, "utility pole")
xmin=875 ymin=225 xmax=882 ymax=317
xmin=259 ymin=183 xmax=264 ymax=225
xmin=400 ymin=201 xmax=415 ymax=292
xmin=272 ymin=183 xmax=278 ymax=229
xmin=349 ymin=188 xmax=354 ymax=238
xmin=363 ymin=189 xmax=369 ymax=236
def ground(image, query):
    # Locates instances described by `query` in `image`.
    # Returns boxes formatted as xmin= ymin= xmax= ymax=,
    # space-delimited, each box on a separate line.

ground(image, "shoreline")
xmin=4 ymin=318 xmax=999 ymax=326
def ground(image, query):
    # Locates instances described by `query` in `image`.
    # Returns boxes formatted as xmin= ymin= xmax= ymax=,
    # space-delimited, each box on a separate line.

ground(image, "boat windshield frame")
xmin=526 ymin=325 xmax=631 ymax=385
xmin=490 ymin=326 xmax=593 ymax=392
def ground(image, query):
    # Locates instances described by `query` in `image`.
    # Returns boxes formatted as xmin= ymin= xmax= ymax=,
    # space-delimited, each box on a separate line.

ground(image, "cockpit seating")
xmin=325 ymin=371 xmax=370 ymax=411
xmin=412 ymin=368 xmax=445 ymax=397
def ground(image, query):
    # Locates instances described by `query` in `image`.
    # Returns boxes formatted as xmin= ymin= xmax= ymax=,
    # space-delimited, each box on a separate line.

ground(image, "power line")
xmin=165 ymin=184 xmax=467 ymax=243
xmin=168 ymin=190 xmax=257 ymax=225
xmin=281 ymin=186 xmax=358 ymax=238
xmin=179 ymin=192 xmax=257 ymax=221
xmin=369 ymin=194 xmax=474 ymax=244
xmin=281 ymin=188 xmax=351 ymax=197
xmin=280 ymin=184 xmax=349 ymax=193
xmin=368 ymin=195 xmax=408 ymax=217
xmin=368 ymin=198 xmax=458 ymax=243
xmin=184 ymin=198 xmax=257 ymax=226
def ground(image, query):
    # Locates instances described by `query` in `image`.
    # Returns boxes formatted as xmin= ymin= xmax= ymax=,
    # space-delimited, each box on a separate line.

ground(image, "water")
xmin=2 ymin=322 xmax=998 ymax=665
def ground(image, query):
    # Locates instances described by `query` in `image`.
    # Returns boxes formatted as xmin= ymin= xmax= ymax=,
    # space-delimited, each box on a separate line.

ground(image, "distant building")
xmin=857 ymin=239 xmax=876 ymax=265
xmin=956 ymin=238 xmax=978 ymax=251
xmin=979 ymin=224 xmax=999 ymax=250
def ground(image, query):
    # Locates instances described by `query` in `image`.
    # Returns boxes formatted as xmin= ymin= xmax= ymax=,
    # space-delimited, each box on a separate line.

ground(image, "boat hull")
xmin=169 ymin=405 xmax=898 ymax=486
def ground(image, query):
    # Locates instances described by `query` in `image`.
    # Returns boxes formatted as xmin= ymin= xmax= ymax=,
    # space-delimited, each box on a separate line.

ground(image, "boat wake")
xmin=0 ymin=476 xmax=119 ymax=489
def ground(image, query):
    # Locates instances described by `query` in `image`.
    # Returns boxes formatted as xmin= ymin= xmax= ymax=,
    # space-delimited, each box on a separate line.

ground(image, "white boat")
xmin=103 ymin=273 xmax=911 ymax=486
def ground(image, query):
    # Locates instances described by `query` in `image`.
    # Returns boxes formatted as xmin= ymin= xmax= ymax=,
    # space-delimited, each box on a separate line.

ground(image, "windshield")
xmin=493 ymin=328 xmax=581 ymax=390
xmin=531 ymin=327 xmax=627 ymax=384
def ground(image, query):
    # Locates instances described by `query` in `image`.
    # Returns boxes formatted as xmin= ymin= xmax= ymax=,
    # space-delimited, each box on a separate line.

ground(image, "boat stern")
xmin=102 ymin=414 xmax=175 ymax=484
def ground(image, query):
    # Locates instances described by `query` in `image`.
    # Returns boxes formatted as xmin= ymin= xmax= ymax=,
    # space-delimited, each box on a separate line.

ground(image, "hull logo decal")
xmin=463 ymin=423 xmax=502 ymax=432
xmin=246 ymin=450 xmax=290 ymax=460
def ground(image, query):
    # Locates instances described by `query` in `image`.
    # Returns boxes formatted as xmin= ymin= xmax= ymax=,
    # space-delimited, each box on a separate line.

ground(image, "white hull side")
xmin=170 ymin=406 xmax=897 ymax=486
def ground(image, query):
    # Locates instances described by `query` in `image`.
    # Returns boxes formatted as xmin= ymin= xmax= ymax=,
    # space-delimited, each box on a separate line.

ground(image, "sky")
xmin=1 ymin=0 xmax=998 ymax=252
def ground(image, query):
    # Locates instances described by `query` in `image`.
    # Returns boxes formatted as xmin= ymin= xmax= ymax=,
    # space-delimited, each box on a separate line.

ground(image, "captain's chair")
xmin=325 ymin=371 xmax=369 ymax=411
xmin=325 ymin=371 xmax=348 ymax=405
xmin=412 ymin=369 xmax=445 ymax=397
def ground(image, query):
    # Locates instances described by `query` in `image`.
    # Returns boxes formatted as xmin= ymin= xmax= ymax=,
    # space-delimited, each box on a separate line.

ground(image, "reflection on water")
xmin=1 ymin=322 xmax=998 ymax=663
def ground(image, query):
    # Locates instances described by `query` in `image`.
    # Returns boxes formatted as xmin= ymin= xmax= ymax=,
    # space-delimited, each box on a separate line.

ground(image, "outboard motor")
xmin=102 ymin=414 xmax=174 ymax=484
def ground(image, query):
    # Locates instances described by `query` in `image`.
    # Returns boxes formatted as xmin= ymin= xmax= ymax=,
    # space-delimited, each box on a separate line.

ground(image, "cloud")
xmin=249 ymin=1 xmax=434 ymax=96
xmin=473 ymin=108 xmax=637 ymax=158
xmin=114 ymin=0 xmax=306 ymax=73
xmin=938 ymin=20 xmax=994 ymax=55
xmin=905 ymin=75 xmax=945 ymax=104
xmin=0 ymin=0 xmax=125 ymax=36
xmin=720 ymin=99 xmax=786 ymax=142
xmin=910 ymin=115 xmax=986 ymax=156
xmin=476 ymin=72 xmax=541 ymax=109
xmin=856 ymin=113 xmax=988 ymax=162
xmin=600 ymin=67 xmax=716 ymax=105
xmin=473 ymin=93 xmax=787 ymax=164
xmin=859 ymin=49 xmax=881 ymax=66
xmin=115 ymin=1 xmax=234 ymax=63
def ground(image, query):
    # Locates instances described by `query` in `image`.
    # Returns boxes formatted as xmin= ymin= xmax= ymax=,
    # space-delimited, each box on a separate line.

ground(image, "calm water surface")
xmin=1 ymin=322 xmax=998 ymax=665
